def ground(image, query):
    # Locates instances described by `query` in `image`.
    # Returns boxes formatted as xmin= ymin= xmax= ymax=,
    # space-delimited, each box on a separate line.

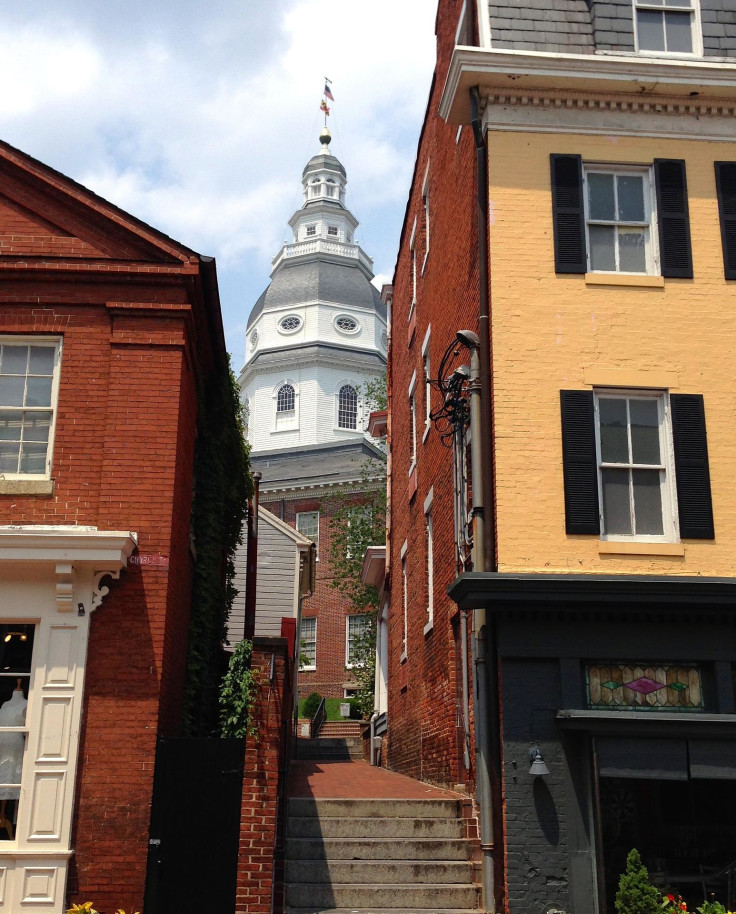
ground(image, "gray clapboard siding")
xmin=227 ymin=507 xmax=310 ymax=646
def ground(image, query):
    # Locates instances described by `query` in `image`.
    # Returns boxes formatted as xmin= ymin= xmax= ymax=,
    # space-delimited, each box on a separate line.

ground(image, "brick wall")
xmin=386 ymin=2 xmax=480 ymax=791
xmin=235 ymin=637 xmax=293 ymax=914
xmin=0 ymin=146 xmax=222 ymax=912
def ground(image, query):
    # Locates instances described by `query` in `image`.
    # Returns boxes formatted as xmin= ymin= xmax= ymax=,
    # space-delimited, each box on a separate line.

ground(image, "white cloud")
xmin=0 ymin=1 xmax=436 ymax=355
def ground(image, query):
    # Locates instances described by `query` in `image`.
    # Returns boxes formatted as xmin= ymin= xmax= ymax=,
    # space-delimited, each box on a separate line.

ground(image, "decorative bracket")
xmin=55 ymin=563 xmax=74 ymax=612
xmin=91 ymin=569 xmax=121 ymax=611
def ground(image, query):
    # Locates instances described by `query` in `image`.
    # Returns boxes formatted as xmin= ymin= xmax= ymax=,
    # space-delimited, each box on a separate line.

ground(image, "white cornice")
xmin=440 ymin=46 xmax=736 ymax=123
xmin=0 ymin=526 xmax=138 ymax=566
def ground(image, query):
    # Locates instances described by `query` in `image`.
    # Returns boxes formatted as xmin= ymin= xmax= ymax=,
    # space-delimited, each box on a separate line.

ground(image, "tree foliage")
xmin=326 ymin=454 xmax=386 ymax=718
xmin=615 ymin=849 xmax=660 ymax=914
xmin=219 ymin=640 xmax=261 ymax=738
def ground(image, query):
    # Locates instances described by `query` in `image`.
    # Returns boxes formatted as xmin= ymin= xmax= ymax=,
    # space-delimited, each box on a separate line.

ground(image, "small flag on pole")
xmin=320 ymin=99 xmax=331 ymax=116
xmin=324 ymin=81 xmax=334 ymax=101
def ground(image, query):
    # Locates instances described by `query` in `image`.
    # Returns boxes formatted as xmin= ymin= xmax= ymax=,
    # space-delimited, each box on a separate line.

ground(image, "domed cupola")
xmin=239 ymin=129 xmax=387 ymax=455
xmin=287 ymin=128 xmax=360 ymax=253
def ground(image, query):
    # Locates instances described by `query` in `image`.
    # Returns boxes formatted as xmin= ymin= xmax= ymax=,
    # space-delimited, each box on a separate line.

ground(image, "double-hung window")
xmin=634 ymin=0 xmax=700 ymax=54
xmin=299 ymin=617 xmax=316 ymax=670
xmin=346 ymin=614 xmax=369 ymax=668
xmin=584 ymin=168 xmax=655 ymax=274
xmin=296 ymin=511 xmax=319 ymax=559
xmin=551 ymin=155 xmax=692 ymax=279
xmin=561 ymin=390 xmax=714 ymax=541
xmin=0 ymin=339 xmax=61 ymax=478
xmin=595 ymin=392 xmax=676 ymax=540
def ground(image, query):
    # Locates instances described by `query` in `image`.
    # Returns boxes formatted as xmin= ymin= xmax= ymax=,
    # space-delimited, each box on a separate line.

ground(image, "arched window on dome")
xmin=277 ymin=384 xmax=295 ymax=413
xmin=309 ymin=179 xmax=320 ymax=199
xmin=325 ymin=178 xmax=337 ymax=198
xmin=337 ymin=385 xmax=358 ymax=430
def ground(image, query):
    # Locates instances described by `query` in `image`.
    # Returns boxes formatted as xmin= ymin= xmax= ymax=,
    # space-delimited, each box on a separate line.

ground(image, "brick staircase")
xmin=317 ymin=721 xmax=363 ymax=739
xmin=283 ymin=796 xmax=481 ymax=914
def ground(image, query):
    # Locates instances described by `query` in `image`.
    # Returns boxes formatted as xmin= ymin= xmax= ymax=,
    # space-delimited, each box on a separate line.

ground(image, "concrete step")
xmin=288 ymin=798 xmax=464 ymax=820
xmin=286 ymin=859 xmax=473 ymax=885
xmin=285 ymin=910 xmax=479 ymax=914
xmin=318 ymin=721 xmax=363 ymax=738
xmin=293 ymin=738 xmax=363 ymax=761
xmin=286 ymin=836 xmax=472 ymax=860
xmin=285 ymin=882 xmax=479 ymax=910
xmin=287 ymin=815 xmax=466 ymax=840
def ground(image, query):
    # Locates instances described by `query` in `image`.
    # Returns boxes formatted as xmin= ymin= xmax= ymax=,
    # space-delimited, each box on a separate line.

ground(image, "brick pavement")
xmin=287 ymin=759 xmax=463 ymax=799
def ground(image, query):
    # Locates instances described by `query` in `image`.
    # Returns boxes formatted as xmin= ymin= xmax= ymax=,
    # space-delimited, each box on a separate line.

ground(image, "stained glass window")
xmin=586 ymin=662 xmax=703 ymax=710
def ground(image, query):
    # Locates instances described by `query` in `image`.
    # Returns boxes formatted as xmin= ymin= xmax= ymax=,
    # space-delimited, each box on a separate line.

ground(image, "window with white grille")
xmin=338 ymin=385 xmax=358 ymax=429
xmin=300 ymin=617 xmax=316 ymax=669
xmin=0 ymin=339 xmax=61 ymax=478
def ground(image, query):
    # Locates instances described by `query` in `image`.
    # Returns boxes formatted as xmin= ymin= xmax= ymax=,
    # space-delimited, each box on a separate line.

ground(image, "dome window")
xmin=338 ymin=385 xmax=358 ymax=430
xmin=327 ymin=225 xmax=339 ymax=237
xmin=306 ymin=225 xmax=316 ymax=237
xmin=279 ymin=315 xmax=302 ymax=334
xmin=335 ymin=315 xmax=359 ymax=334
xmin=250 ymin=329 xmax=258 ymax=350
xmin=325 ymin=178 xmax=337 ymax=198
xmin=276 ymin=384 xmax=295 ymax=413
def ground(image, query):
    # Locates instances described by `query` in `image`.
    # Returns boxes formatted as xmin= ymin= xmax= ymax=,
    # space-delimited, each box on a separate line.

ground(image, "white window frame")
xmin=0 ymin=336 xmax=62 ymax=481
xmin=422 ymin=327 xmax=432 ymax=441
xmin=633 ymin=0 xmax=703 ymax=56
xmin=335 ymin=381 xmax=359 ymax=431
xmin=422 ymin=164 xmax=431 ymax=272
xmin=408 ymin=371 xmax=417 ymax=475
xmin=296 ymin=511 xmax=319 ymax=560
xmin=346 ymin=614 xmax=369 ymax=668
xmin=583 ymin=164 xmax=659 ymax=276
xmin=273 ymin=380 xmax=299 ymax=432
xmin=424 ymin=488 xmax=434 ymax=634
xmin=400 ymin=539 xmax=408 ymax=662
xmin=594 ymin=389 xmax=679 ymax=542
xmin=409 ymin=218 xmax=418 ymax=320
xmin=299 ymin=616 xmax=317 ymax=670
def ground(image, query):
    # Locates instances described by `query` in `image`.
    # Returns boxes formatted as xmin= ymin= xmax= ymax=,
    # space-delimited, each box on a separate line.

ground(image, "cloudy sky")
xmin=0 ymin=1 xmax=438 ymax=367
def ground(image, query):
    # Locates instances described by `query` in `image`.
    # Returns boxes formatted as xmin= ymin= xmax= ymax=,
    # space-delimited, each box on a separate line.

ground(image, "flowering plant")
xmin=66 ymin=905 xmax=139 ymax=914
xmin=660 ymin=894 xmax=735 ymax=914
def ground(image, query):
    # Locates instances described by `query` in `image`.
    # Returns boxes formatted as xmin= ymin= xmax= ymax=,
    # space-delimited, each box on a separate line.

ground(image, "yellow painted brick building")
xmin=386 ymin=2 xmax=736 ymax=913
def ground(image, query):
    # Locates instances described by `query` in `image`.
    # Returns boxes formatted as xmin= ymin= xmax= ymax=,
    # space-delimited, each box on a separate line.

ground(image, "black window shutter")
xmin=550 ymin=154 xmax=586 ymax=274
xmin=714 ymin=162 xmax=736 ymax=280
xmin=654 ymin=159 xmax=693 ymax=279
xmin=670 ymin=394 xmax=714 ymax=539
xmin=560 ymin=390 xmax=600 ymax=534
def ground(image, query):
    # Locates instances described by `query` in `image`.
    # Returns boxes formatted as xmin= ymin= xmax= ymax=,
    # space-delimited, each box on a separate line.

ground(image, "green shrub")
xmin=348 ymin=697 xmax=362 ymax=719
xmin=615 ymin=849 xmax=660 ymax=914
xmin=302 ymin=692 xmax=322 ymax=720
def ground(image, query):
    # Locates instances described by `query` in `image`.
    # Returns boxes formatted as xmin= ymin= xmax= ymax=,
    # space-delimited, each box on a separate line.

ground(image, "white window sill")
xmin=400 ymin=651 xmax=408 ymax=664
xmin=0 ymin=479 xmax=54 ymax=496
xmin=300 ymin=665 xmax=316 ymax=672
xmin=272 ymin=426 xmax=298 ymax=434
xmin=423 ymin=617 xmax=434 ymax=636
xmin=585 ymin=273 xmax=664 ymax=288
xmin=599 ymin=541 xmax=685 ymax=556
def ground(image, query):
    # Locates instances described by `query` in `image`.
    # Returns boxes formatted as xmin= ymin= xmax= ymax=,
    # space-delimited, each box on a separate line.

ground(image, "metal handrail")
xmin=310 ymin=698 xmax=325 ymax=739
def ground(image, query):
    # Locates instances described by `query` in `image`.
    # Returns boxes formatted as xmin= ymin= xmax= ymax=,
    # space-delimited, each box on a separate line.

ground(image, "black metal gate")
xmin=144 ymin=736 xmax=245 ymax=914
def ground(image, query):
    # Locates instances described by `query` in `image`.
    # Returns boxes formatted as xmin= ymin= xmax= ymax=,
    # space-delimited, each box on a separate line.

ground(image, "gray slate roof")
xmin=251 ymin=439 xmax=385 ymax=493
xmin=247 ymin=258 xmax=386 ymax=330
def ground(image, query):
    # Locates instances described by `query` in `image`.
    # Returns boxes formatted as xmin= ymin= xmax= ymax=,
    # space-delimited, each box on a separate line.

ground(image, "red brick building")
xmin=0 ymin=139 xmax=241 ymax=912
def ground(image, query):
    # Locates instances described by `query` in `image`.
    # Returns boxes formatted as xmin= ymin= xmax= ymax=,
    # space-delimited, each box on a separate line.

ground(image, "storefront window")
xmin=0 ymin=624 xmax=34 ymax=840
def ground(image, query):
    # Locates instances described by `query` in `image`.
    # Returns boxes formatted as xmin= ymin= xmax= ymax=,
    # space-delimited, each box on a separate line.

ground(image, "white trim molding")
xmin=440 ymin=46 xmax=736 ymax=125
xmin=0 ymin=524 xmax=137 ymax=913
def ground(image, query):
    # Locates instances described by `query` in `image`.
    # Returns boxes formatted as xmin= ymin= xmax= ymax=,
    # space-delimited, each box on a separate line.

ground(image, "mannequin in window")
xmin=0 ymin=680 xmax=27 ymax=809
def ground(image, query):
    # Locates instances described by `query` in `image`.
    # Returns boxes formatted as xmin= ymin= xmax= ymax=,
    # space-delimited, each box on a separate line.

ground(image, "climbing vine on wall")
xmin=182 ymin=360 xmax=252 ymax=736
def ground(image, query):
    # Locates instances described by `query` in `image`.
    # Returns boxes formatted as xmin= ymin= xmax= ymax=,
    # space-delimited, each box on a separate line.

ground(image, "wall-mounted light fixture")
xmin=529 ymin=747 xmax=550 ymax=776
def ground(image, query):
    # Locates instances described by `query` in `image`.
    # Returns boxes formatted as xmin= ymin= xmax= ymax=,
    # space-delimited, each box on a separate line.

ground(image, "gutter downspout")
xmin=244 ymin=472 xmax=262 ymax=641
xmin=470 ymin=84 xmax=500 ymax=914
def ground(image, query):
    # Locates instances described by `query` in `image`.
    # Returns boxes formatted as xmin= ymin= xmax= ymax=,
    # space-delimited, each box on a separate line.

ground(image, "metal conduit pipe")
xmin=470 ymin=83 xmax=500 ymax=913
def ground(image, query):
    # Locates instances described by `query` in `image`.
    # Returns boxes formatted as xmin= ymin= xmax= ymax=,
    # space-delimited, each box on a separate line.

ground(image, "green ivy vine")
xmin=182 ymin=360 xmax=252 ymax=736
